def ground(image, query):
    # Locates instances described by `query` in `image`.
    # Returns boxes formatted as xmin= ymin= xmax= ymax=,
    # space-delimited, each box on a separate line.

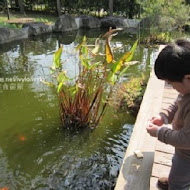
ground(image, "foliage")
xmin=42 ymin=29 xmax=138 ymax=129
xmin=5 ymin=0 xmax=140 ymax=18
xmin=62 ymin=0 xmax=139 ymax=17
xmin=142 ymin=32 xmax=172 ymax=45
xmin=112 ymin=74 xmax=147 ymax=115
xmin=3 ymin=0 xmax=190 ymax=21
xmin=160 ymin=0 xmax=190 ymax=30
xmin=137 ymin=0 xmax=164 ymax=17
xmin=138 ymin=0 xmax=190 ymax=31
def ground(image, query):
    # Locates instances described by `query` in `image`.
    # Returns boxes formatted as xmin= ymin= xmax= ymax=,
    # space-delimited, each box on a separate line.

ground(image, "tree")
xmin=137 ymin=0 xmax=190 ymax=30
xmin=161 ymin=0 xmax=190 ymax=30
xmin=109 ymin=0 xmax=113 ymax=16
xmin=56 ymin=0 xmax=62 ymax=16
xmin=5 ymin=0 xmax=10 ymax=20
xmin=17 ymin=0 xmax=25 ymax=14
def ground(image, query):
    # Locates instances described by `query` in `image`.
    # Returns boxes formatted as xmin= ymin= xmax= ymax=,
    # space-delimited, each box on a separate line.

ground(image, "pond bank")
xmin=115 ymin=45 xmax=166 ymax=190
xmin=115 ymin=68 xmax=165 ymax=190
xmin=0 ymin=15 xmax=140 ymax=44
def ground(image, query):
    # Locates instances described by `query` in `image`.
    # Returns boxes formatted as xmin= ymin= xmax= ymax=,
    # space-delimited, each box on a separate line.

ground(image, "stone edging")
xmin=0 ymin=15 xmax=140 ymax=44
xmin=114 ymin=46 xmax=165 ymax=190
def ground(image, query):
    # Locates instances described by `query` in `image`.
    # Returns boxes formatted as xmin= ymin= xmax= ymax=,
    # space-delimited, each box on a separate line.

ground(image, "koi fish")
xmin=0 ymin=187 xmax=9 ymax=190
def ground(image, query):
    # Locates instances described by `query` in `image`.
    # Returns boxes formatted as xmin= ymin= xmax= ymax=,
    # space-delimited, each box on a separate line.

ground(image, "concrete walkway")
xmin=115 ymin=70 xmax=178 ymax=190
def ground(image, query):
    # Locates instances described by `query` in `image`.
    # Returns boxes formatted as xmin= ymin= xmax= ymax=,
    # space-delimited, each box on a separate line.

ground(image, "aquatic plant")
xmin=43 ymin=28 xmax=138 ymax=129
xmin=142 ymin=32 xmax=172 ymax=45
xmin=112 ymin=74 xmax=147 ymax=116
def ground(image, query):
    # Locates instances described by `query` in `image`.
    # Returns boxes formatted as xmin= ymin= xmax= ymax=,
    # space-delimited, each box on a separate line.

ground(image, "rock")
xmin=123 ymin=19 xmax=140 ymax=28
xmin=75 ymin=15 xmax=101 ymax=29
xmin=54 ymin=15 xmax=78 ymax=32
xmin=101 ymin=16 xmax=125 ymax=28
xmin=22 ymin=22 xmax=53 ymax=36
xmin=0 ymin=27 xmax=28 ymax=44
xmin=134 ymin=150 xmax=144 ymax=159
xmin=101 ymin=16 xmax=140 ymax=29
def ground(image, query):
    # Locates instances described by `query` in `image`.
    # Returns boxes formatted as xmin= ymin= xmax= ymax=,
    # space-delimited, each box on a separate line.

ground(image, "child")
xmin=146 ymin=39 xmax=190 ymax=190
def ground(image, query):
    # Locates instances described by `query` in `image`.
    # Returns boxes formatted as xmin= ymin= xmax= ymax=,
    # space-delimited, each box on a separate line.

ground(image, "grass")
xmin=0 ymin=12 xmax=57 ymax=29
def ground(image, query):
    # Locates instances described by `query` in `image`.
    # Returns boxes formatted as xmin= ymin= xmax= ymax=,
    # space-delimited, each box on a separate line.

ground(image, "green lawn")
xmin=0 ymin=12 xmax=57 ymax=29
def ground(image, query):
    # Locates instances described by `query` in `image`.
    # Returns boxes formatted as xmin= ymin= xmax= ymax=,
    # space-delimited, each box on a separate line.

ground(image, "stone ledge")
xmin=114 ymin=69 xmax=165 ymax=190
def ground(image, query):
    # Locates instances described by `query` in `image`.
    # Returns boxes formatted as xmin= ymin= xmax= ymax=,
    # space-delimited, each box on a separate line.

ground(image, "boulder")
xmin=54 ymin=15 xmax=78 ymax=32
xmin=22 ymin=22 xmax=53 ymax=36
xmin=101 ymin=16 xmax=124 ymax=28
xmin=101 ymin=16 xmax=140 ymax=29
xmin=0 ymin=27 xmax=28 ymax=44
xmin=75 ymin=15 xmax=101 ymax=29
xmin=123 ymin=19 xmax=140 ymax=28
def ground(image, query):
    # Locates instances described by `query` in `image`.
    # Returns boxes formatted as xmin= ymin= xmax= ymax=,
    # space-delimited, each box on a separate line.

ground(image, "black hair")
xmin=154 ymin=39 xmax=190 ymax=82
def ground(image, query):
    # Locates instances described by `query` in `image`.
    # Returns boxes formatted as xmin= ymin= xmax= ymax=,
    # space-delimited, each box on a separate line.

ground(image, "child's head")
xmin=155 ymin=39 xmax=190 ymax=82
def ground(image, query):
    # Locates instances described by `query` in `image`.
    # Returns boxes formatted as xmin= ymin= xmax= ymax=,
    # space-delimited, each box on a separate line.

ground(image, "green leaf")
xmin=118 ymin=51 xmax=132 ymax=65
xmin=118 ymin=61 xmax=139 ymax=79
xmin=76 ymin=36 xmax=86 ymax=51
xmin=41 ymin=79 xmax=55 ymax=88
xmin=91 ymin=38 xmax=100 ymax=55
xmin=78 ymin=36 xmax=91 ymax=69
xmin=107 ymin=72 xmax=117 ymax=85
xmin=57 ymin=71 xmax=68 ymax=83
xmin=68 ymin=86 xmax=77 ymax=96
xmin=52 ymin=46 xmax=63 ymax=69
xmin=82 ymin=44 xmax=88 ymax=58
xmin=110 ymin=60 xmax=122 ymax=74
xmin=118 ymin=65 xmax=130 ymax=79
xmin=124 ymin=39 xmax=138 ymax=63
xmin=57 ymin=81 xmax=63 ymax=93
xmin=110 ymin=73 xmax=117 ymax=85
xmin=80 ymin=57 xmax=90 ymax=68
xmin=89 ymin=61 xmax=101 ymax=69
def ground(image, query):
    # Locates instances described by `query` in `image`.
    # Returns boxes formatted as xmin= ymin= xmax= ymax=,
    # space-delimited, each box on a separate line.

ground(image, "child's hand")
xmin=146 ymin=122 xmax=159 ymax=137
xmin=150 ymin=115 xmax=164 ymax=126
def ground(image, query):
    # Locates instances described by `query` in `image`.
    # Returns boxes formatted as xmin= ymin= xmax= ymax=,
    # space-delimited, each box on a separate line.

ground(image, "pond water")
xmin=0 ymin=29 xmax=158 ymax=190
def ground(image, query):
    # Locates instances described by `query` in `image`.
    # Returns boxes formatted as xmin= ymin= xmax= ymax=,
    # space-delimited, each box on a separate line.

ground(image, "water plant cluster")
xmin=141 ymin=32 xmax=172 ymax=45
xmin=43 ymin=28 xmax=138 ymax=129
xmin=112 ymin=74 xmax=148 ymax=116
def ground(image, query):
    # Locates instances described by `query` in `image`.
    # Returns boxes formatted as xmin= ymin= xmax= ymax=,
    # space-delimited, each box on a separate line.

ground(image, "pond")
xmin=0 ymin=28 xmax=158 ymax=190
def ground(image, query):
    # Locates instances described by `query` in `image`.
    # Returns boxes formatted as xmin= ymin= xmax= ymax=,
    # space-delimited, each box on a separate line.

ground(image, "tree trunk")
xmin=109 ymin=0 xmax=113 ymax=16
xmin=18 ymin=0 xmax=25 ymax=14
xmin=10 ymin=0 xmax=13 ymax=7
xmin=56 ymin=0 xmax=62 ymax=17
xmin=5 ymin=0 xmax=10 ymax=20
